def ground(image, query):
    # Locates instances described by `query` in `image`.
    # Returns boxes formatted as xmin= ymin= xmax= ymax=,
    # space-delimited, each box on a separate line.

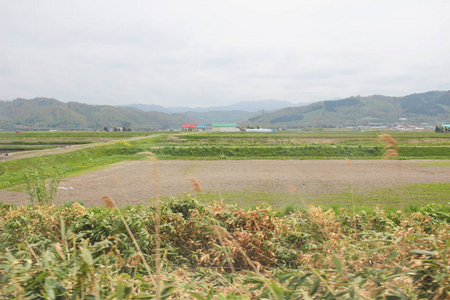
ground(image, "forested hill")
xmin=245 ymin=91 xmax=450 ymax=128
xmin=0 ymin=98 xmax=195 ymax=130
xmin=1 ymin=91 xmax=449 ymax=130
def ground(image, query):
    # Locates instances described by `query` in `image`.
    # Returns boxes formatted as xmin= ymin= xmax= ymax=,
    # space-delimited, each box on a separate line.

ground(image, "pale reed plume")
xmin=379 ymin=134 xmax=399 ymax=159
xmin=288 ymin=184 xmax=297 ymax=193
xmin=379 ymin=134 xmax=404 ymax=209
xmin=345 ymin=158 xmax=352 ymax=166
xmin=288 ymin=184 xmax=309 ymax=208
xmin=101 ymin=195 xmax=115 ymax=208
xmin=189 ymin=178 xmax=203 ymax=192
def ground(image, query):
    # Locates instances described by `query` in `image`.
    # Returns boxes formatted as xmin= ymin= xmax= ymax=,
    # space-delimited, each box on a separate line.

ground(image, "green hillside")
xmin=2 ymin=91 xmax=449 ymax=131
xmin=245 ymin=91 xmax=450 ymax=128
xmin=0 ymin=98 xmax=196 ymax=131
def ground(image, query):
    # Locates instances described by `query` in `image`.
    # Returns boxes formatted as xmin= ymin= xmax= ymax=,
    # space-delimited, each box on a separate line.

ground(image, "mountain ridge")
xmin=123 ymin=99 xmax=297 ymax=113
xmin=0 ymin=98 xmax=196 ymax=130
xmin=245 ymin=90 xmax=450 ymax=128
xmin=1 ymin=91 xmax=449 ymax=130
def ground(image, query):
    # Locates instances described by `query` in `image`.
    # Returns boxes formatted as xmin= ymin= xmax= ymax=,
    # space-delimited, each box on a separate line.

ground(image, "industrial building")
xmin=181 ymin=123 xmax=240 ymax=132
xmin=211 ymin=123 xmax=240 ymax=132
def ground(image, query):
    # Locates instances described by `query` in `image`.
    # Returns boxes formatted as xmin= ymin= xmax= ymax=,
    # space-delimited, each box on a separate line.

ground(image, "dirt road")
xmin=1 ymin=159 xmax=448 ymax=207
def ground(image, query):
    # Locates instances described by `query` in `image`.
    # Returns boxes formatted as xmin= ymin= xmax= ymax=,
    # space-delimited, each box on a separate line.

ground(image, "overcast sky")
xmin=1 ymin=0 xmax=449 ymax=107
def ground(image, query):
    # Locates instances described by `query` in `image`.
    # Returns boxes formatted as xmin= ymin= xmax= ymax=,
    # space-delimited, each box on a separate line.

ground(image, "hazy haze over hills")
xmin=124 ymin=99 xmax=296 ymax=113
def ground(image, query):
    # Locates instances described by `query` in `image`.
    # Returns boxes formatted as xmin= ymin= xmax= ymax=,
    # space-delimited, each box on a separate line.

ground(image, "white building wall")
xmin=213 ymin=127 xmax=240 ymax=132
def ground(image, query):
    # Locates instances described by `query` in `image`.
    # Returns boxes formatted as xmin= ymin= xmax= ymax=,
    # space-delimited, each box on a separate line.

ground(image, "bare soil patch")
xmin=1 ymin=160 xmax=448 ymax=207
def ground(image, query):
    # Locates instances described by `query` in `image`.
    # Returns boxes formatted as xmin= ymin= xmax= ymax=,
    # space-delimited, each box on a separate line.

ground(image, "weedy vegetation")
xmin=1 ymin=200 xmax=450 ymax=299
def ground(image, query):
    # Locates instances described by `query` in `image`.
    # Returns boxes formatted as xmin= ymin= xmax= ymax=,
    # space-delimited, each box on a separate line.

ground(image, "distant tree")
xmin=435 ymin=125 xmax=449 ymax=133
xmin=103 ymin=126 xmax=108 ymax=132
xmin=123 ymin=126 xmax=132 ymax=131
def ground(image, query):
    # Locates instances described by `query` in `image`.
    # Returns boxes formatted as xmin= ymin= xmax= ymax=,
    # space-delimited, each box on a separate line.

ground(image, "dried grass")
xmin=189 ymin=178 xmax=203 ymax=192
xmin=379 ymin=134 xmax=399 ymax=159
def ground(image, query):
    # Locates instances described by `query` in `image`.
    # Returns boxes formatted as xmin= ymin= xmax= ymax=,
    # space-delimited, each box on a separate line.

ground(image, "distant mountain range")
xmin=123 ymin=99 xmax=296 ymax=113
xmin=245 ymin=91 xmax=450 ymax=128
xmin=0 ymin=98 xmax=196 ymax=130
xmin=1 ymin=91 xmax=448 ymax=131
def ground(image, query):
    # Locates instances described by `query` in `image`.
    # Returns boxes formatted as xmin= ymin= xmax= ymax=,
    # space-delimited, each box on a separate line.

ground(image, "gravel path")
xmin=1 ymin=160 xmax=448 ymax=207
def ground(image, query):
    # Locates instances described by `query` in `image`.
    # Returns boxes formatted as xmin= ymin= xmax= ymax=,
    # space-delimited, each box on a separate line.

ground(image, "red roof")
xmin=182 ymin=124 xmax=197 ymax=128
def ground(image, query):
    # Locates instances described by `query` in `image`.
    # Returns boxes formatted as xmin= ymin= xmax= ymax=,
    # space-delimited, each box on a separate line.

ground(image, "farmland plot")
xmin=2 ymin=159 xmax=448 ymax=208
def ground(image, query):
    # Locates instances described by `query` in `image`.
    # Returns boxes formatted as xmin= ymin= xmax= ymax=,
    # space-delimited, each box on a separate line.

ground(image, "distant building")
xmin=182 ymin=124 xmax=197 ymax=131
xmin=197 ymin=125 xmax=206 ymax=131
xmin=211 ymin=123 xmax=240 ymax=132
xmin=245 ymin=128 xmax=275 ymax=133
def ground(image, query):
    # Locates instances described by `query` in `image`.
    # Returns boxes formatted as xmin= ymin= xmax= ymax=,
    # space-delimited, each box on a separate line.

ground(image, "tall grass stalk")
xmin=379 ymin=134 xmax=404 ymax=210
xmin=288 ymin=184 xmax=309 ymax=209
xmin=100 ymin=195 xmax=157 ymax=288
xmin=143 ymin=152 xmax=163 ymax=300
xmin=345 ymin=158 xmax=356 ymax=228
xmin=215 ymin=225 xmax=261 ymax=274
xmin=212 ymin=225 xmax=236 ymax=273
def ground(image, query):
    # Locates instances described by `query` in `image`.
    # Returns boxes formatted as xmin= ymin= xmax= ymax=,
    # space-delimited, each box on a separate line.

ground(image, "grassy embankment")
xmin=0 ymin=133 xmax=166 ymax=190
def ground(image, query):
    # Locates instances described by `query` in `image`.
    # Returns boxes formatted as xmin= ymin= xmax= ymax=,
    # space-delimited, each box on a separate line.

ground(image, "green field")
xmin=149 ymin=131 xmax=450 ymax=159
xmin=1 ymin=130 xmax=449 ymax=191
xmin=0 ymin=131 xmax=155 ymax=152
xmin=173 ymin=182 xmax=450 ymax=212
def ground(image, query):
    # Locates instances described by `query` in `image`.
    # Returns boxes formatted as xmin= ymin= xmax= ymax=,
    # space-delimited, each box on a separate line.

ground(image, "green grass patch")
xmin=311 ymin=182 xmax=450 ymax=210
xmin=0 ymin=138 xmax=162 ymax=189
xmin=166 ymin=183 xmax=450 ymax=212
xmin=150 ymin=145 xmax=450 ymax=159
xmin=415 ymin=161 xmax=450 ymax=167
xmin=166 ymin=190 xmax=301 ymax=210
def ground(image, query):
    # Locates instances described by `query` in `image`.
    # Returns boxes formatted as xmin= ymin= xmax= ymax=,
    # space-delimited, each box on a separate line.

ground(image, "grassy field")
xmin=0 ymin=131 xmax=155 ymax=153
xmin=1 ymin=130 xmax=448 ymax=193
xmin=149 ymin=131 xmax=450 ymax=159
xmin=0 ymin=130 xmax=449 ymax=298
xmin=171 ymin=182 xmax=450 ymax=212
